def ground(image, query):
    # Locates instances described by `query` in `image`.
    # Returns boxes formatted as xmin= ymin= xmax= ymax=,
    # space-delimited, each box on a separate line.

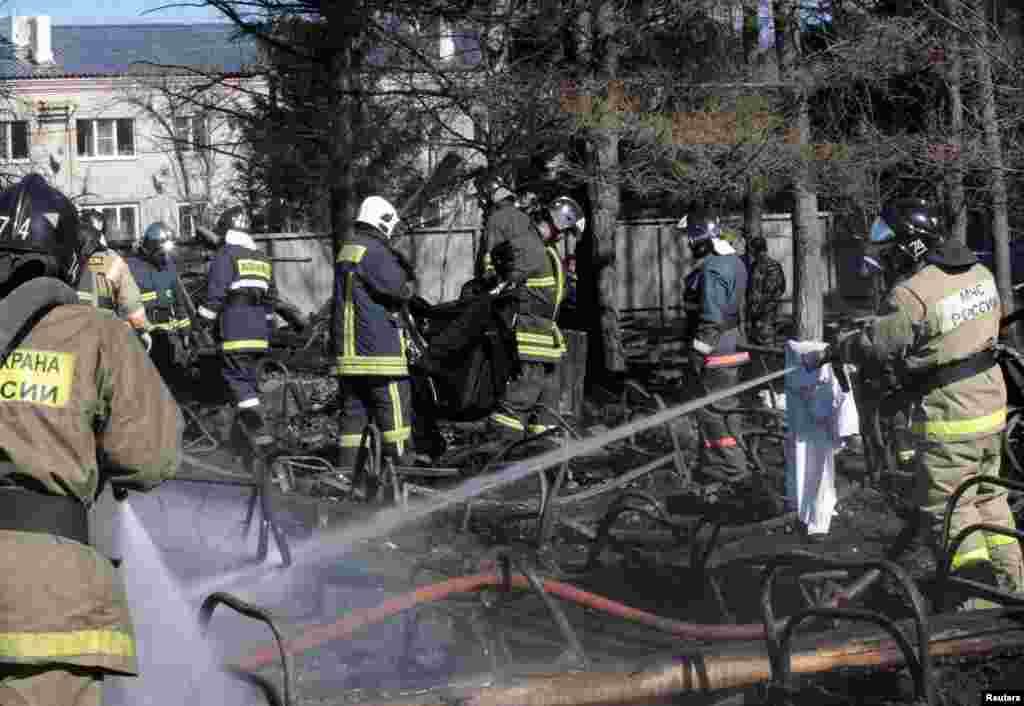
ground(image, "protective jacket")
xmin=0 ymin=277 xmax=182 ymax=674
xmin=76 ymin=248 xmax=149 ymax=330
xmin=124 ymin=254 xmax=191 ymax=334
xmin=837 ymin=242 xmax=1006 ymax=442
xmin=684 ymin=245 xmax=749 ymax=366
xmin=746 ymin=253 xmax=786 ymax=325
xmin=198 ymin=230 xmax=275 ymax=353
xmin=332 ymin=223 xmax=413 ymax=377
xmin=483 ymin=202 xmax=566 ymax=363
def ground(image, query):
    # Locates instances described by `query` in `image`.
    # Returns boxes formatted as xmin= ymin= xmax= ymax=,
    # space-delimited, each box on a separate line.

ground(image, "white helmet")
xmin=356 ymin=196 xmax=400 ymax=238
xmin=549 ymin=196 xmax=586 ymax=233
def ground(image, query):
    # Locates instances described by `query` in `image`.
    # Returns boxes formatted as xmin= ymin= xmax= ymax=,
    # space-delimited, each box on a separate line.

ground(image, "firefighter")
xmin=479 ymin=182 xmax=569 ymax=439
xmin=744 ymin=235 xmax=786 ymax=346
xmin=0 ymin=174 xmax=181 ymax=705
xmin=125 ymin=221 xmax=193 ymax=394
xmin=804 ymin=198 xmax=1023 ymax=606
xmin=75 ymin=209 xmax=152 ymax=351
xmin=681 ymin=207 xmax=749 ymax=481
xmin=333 ymin=195 xmax=420 ymax=470
xmin=196 ymin=207 xmax=275 ymax=447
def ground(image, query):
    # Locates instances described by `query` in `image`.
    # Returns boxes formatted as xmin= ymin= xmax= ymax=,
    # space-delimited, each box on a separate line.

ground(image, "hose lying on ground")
xmin=233 ymin=568 xmax=874 ymax=672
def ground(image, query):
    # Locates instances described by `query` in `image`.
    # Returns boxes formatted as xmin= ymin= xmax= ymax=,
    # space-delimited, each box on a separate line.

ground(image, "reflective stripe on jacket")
xmin=125 ymin=255 xmax=191 ymax=333
xmin=331 ymin=226 xmax=411 ymax=376
xmin=198 ymin=242 xmax=274 ymax=354
xmin=846 ymin=261 xmax=1006 ymax=442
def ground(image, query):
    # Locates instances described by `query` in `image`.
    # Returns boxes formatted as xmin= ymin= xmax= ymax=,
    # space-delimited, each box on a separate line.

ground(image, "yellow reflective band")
xmin=986 ymin=533 xmax=1020 ymax=548
xmin=0 ymin=348 xmax=76 ymax=408
xmin=951 ymin=545 xmax=991 ymax=570
xmin=526 ymin=276 xmax=556 ymax=288
xmin=911 ymin=408 xmax=1006 ymax=437
xmin=222 ymin=340 xmax=269 ymax=351
xmin=237 ymin=259 xmax=272 ymax=279
xmin=528 ymin=424 xmax=550 ymax=434
xmin=344 ymin=275 xmax=356 ymax=358
xmin=517 ymin=332 xmax=559 ymax=345
xmin=388 ymin=382 xmax=406 ymax=456
xmin=547 ymin=247 xmax=565 ymax=308
xmin=77 ymin=291 xmax=95 ymax=303
xmin=174 ymin=319 xmax=192 ymax=329
xmin=140 ymin=292 xmax=157 ymax=302
xmin=518 ymin=346 xmax=565 ymax=360
xmin=333 ymin=356 xmax=409 ymax=376
xmin=0 ymin=629 xmax=135 ymax=659
xmin=150 ymin=322 xmax=175 ymax=331
xmin=338 ymin=244 xmax=367 ymax=264
xmin=898 ymin=450 xmax=916 ymax=461
xmin=491 ymin=413 xmax=524 ymax=431
xmin=340 ymin=433 xmax=364 ymax=448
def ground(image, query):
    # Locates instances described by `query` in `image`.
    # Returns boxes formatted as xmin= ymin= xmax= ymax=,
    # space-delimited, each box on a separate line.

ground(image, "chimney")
xmin=29 ymin=16 xmax=52 ymax=64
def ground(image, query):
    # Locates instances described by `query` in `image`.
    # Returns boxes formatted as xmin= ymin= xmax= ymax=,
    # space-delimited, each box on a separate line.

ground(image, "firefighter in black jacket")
xmin=682 ymin=208 xmax=749 ymax=481
xmin=197 ymin=207 xmax=275 ymax=447
xmin=125 ymin=221 xmax=192 ymax=393
xmin=479 ymin=182 xmax=568 ymax=440
xmin=333 ymin=196 xmax=420 ymax=468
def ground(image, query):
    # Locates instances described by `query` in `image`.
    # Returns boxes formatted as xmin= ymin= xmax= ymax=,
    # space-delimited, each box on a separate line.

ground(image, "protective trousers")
xmin=489 ymin=361 xmax=559 ymax=440
xmin=0 ymin=665 xmax=102 ymax=706
xmin=694 ymin=357 xmax=748 ymax=480
xmin=220 ymin=351 xmax=263 ymax=407
xmin=915 ymin=435 xmax=1023 ymax=602
xmin=338 ymin=377 xmax=414 ymax=466
xmin=148 ymin=330 xmax=190 ymax=399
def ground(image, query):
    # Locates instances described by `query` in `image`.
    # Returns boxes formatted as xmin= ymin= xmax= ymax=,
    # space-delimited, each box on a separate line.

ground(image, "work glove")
xmin=112 ymin=485 xmax=130 ymax=502
xmin=139 ymin=330 xmax=152 ymax=353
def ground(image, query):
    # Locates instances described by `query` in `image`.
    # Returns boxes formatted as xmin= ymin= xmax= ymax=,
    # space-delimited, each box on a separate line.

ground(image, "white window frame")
xmin=172 ymin=115 xmax=208 ymax=153
xmin=84 ymin=204 xmax=139 ymax=241
xmin=76 ymin=118 xmax=136 ymax=160
xmin=0 ymin=120 xmax=30 ymax=162
xmin=177 ymin=201 xmax=208 ymax=240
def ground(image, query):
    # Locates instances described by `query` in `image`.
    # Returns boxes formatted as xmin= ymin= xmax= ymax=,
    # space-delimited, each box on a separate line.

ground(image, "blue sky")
xmin=2 ymin=0 xmax=228 ymax=24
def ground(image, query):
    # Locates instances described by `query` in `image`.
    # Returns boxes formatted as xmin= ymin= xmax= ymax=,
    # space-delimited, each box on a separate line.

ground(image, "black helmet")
xmin=548 ymin=196 xmax=586 ymax=235
xmin=475 ymin=176 xmax=514 ymax=212
xmin=680 ymin=207 xmax=720 ymax=260
xmin=868 ymin=198 xmax=943 ymax=275
xmin=141 ymin=221 xmax=175 ymax=261
xmin=215 ymin=206 xmax=250 ymax=237
xmin=79 ymin=223 xmax=104 ymax=259
xmin=0 ymin=173 xmax=82 ymax=288
xmin=80 ymin=208 xmax=106 ymax=235
xmin=747 ymin=236 xmax=768 ymax=257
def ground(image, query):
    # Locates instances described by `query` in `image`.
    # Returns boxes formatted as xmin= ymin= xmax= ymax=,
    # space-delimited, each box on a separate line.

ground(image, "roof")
xmin=0 ymin=23 xmax=260 ymax=80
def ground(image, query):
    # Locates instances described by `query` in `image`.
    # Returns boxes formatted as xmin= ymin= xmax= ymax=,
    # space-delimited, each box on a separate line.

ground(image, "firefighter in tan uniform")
xmin=806 ymin=199 xmax=1022 ymax=606
xmin=75 ymin=210 xmax=152 ymax=350
xmin=0 ymin=174 xmax=182 ymax=704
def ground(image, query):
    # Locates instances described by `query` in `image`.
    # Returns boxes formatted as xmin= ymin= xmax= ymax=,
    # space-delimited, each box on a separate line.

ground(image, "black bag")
xmin=416 ymin=289 xmax=520 ymax=421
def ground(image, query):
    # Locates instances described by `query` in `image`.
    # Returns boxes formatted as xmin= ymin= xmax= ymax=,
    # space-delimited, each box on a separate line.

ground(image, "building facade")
xmin=0 ymin=16 xmax=261 ymax=242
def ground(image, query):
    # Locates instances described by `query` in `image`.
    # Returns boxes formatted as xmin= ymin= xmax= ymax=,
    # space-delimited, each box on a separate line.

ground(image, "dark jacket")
xmin=198 ymin=232 xmax=275 ymax=354
xmin=124 ymin=253 xmax=191 ymax=334
xmin=331 ymin=224 xmax=413 ymax=376
xmin=483 ymin=202 xmax=566 ymax=363
xmin=685 ymin=252 xmax=748 ymax=363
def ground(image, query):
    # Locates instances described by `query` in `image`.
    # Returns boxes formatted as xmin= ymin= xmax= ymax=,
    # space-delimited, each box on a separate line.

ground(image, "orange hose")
xmin=233 ymin=572 xmax=771 ymax=672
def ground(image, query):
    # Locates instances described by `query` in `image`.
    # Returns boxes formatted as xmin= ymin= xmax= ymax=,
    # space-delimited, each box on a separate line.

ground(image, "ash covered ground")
xmin=100 ymin=366 xmax=1024 ymax=706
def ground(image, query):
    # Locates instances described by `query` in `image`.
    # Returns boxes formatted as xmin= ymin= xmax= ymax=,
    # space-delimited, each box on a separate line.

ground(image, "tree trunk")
xmin=781 ymin=0 xmax=823 ymax=341
xmin=942 ymin=0 xmax=967 ymax=243
xmin=971 ymin=0 xmax=1014 ymax=326
xmin=741 ymin=0 xmax=780 ymax=243
xmin=581 ymin=0 xmax=626 ymax=379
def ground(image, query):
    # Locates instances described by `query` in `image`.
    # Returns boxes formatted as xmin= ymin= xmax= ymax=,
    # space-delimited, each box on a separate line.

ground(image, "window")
xmin=77 ymin=118 xmax=135 ymax=158
xmin=85 ymin=205 xmax=138 ymax=241
xmin=177 ymin=202 xmax=208 ymax=240
xmin=173 ymin=115 xmax=208 ymax=152
xmin=0 ymin=121 xmax=30 ymax=161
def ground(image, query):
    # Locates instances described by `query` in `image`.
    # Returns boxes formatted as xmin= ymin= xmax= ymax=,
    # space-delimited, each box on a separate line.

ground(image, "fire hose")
xmin=232 ymin=566 xmax=878 ymax=673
